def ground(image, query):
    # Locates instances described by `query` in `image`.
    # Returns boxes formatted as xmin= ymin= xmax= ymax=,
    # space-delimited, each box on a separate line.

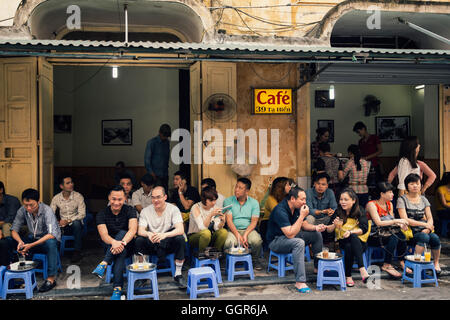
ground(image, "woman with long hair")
xmin=366 ymin=182 xmax=409 ymax=278
xmin=338 ymin=144 xmax=371 ymax=209
xmin=326 ymin=188 xmax=370 ymax=287
xmin=388 ymin=136 xmax=436 ymax=196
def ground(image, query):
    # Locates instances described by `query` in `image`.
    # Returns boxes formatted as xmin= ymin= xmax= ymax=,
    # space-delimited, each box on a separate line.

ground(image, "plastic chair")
xmin=267 ymin=250 xmax=294 ymax=277
xmin=401 ymin=260 xmax=438 ymax=288
xmin=193 ymin=257 xmax=222 ymax=284
xmin=367 ymin=246 xmax=385 ymax=266
xmin=226 ymin=254 xmax=254 ymax=281
xmin=126 ymin=269 xmax=159 ymax=300
xmin=1 ymin=270 xmax=37 ymax=299
xmin=316 ymin=258 xmax=346 ymax=291
xmin=340 ymin=249 xmax=368 ymax=269
xmin=304 ymin=246 xmax=311 ymax=262
xmin=105 ymin=257 xmax=132 ymax=284
xmin=60 ymin=216 xmax=90 ymax=256
xmin=150 ymin=253 xmax=176 ymax=277
xmin=187 ymin=267 xmax=219 ymax=299
xmin=32 ymin=253 xmax=62 ymax=280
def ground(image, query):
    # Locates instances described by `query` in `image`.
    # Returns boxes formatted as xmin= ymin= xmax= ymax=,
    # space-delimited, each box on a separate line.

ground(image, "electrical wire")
xmin=233 ymin=8 xmax=262 ymax=36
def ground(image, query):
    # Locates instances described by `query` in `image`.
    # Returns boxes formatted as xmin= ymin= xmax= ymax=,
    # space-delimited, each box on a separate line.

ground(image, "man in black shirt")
xmin=92 ymin=185 xmax=137 ymax=300
xmin=169 ymin=171 xmax=200 ymax=224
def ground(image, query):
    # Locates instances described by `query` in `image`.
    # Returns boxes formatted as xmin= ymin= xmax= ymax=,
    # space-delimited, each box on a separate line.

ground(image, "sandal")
xmin=346 ymin=279 xmax=354 ymax=287
xmin=382 ymin=265 xmax=402 ymax=279
xmin=297 ymin=287 xmax=312 ymax=293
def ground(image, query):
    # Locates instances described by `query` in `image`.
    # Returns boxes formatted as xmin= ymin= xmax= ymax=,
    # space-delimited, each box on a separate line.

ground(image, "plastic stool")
xmin=0 ymin=266 xmax=6 ymax=298
xmin=193 ymin=257 xmax=222 ymax=284
xmin=105 ymin=257 xmax=132 ymax=284
xmin=401 ymin=260 xmax=438 ymax=288
xmin=60 ymin=235 xmax=75 ymax=257
xmin=226 ymin=254 xmax=254 ymax=281
xmin=32 ymin=253 xmax=62 ymax=280
xmin=150 ymin=253 xmax=176 ymax=277
xmin=316 ymin=258 xmax=346 ymax=291
xmin=126 ymin=269 xmax=159 ymax=300
xmin=341 ymin=249 xmax=368 ymax=269
xmin=367 ymin=247 xmax=385 ymax=266
xmin=187 ymin=267 xmax=219 ymax=299
xmin=440 ymin=219 xmax=450 ymax=237
xmin=267 ymin=250 xmax=294 ymax=277
xmin=304 ymin=246 xmax=311 ymax=262
xmin=1 ymin=270 xmax=37 ymax=299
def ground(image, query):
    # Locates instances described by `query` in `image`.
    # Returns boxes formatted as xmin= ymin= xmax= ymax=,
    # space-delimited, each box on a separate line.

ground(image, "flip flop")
xmin=297 ymin=287 xmax=312 ymax=293
xmin=346 ymin=280 xmax=354 ymax=287
xmin=382 ymin=265 xmax=402 ymax=279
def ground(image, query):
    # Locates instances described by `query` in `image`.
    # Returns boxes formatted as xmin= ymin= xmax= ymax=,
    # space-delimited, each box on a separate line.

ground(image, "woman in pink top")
xmin=387 ymin=136 xmax=436 ymax=196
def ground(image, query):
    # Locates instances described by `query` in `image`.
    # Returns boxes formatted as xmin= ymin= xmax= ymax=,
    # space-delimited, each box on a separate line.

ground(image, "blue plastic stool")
xmin=316 ymin=258 xmax=346 ymax=291
xmin=187 ymin=267 xmax=219 ymax=299
xmin=226 ymin=254 xmax=254 ymax=281
xmin=32 ymin=253 xmax=62 ymax=280
xmin=367 ymin=247 xmax=385 ymax=266
xmin=193 ymin=257 xmax=222 ymax=284
xmin=304 ymin=246 xmax=311 ymax=262
xmin=341 ymin=249 xmax=368 ymax=269
xmin=60 ymin=235 xmax=75 ymax=257
xmin=1 ymin=270 xmax=37 ymax=299
xmin=401 ymin=260 xmax=438 ymax=288
xmin=105 ymin=257 xmax=132 ymax=284
xmin=150 ymin=253 xmax=176 ymax=277
xmin=267 ymin=250 xmax=294 ymax=277
xmin=440 ymin=219 xmax=450 ymax=237
xmin=0 ymin=266 xmax=6 ymax=298
xmin=126 ymin=269 xmax=159 ymax=300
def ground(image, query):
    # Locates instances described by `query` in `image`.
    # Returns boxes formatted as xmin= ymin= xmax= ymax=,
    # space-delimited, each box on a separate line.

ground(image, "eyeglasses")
xmin=151 ymin=195 xmax=164 ymax=200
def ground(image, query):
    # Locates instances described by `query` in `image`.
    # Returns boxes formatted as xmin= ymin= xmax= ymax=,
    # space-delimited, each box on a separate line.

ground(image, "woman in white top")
xmin=188 ymin=187 xmax=228 ymax=253
xmin=388 ymin=136 xmax=436 ymax=196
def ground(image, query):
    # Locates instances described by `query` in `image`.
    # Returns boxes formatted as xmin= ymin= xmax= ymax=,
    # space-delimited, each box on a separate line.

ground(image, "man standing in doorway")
xmin=144 ymin=124 xmax=171 ymax=193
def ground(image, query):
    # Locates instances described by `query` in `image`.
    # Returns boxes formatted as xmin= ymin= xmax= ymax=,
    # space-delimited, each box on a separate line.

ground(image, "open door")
xmin=38 ymin=57 xmax=54 ymax=204
xmin=440 ymin=84 xmax=450 ymax=176
xmin=0 ymin=58 xmax=38 ymax=200
xmin=189 ymin=61 xmax=202 ymax=190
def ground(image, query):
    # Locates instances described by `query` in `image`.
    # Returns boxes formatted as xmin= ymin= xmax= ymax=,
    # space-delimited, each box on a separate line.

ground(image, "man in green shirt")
xmin=223 ymin=177 xmax=263 ymax=270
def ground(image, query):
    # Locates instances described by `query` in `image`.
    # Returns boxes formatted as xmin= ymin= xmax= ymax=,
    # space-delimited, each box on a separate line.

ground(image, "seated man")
xmin=201 ymin=178 xmax=226 ymax=208
xmin=135 ymin=186 xmax=187 ymax=289
xmin=306 ymin=173 xmax=337 ymax=226
xmin=169 ymin=171 xmax=200 ymax=224
xmin=114 ymin=161 xmax=137 ymax=187
xmin=132 ymin=173 xmax=155 ymax=214
xmin=223 ymin=177 xmax=264 ymax=270
xmin=11 ymin=189 xmax=61 ymax=293
xmin=266 ymin=187 xmax=326 ymax=293
xmin=92 ymin=185 xmax=138 ymax=300
xmin=0 ymin=181 xmax=21 ymax=263
xmin=50 ymin=174 xmax=86 ymax=263
xmin=119 ymin=173 xmax=135 ymax=206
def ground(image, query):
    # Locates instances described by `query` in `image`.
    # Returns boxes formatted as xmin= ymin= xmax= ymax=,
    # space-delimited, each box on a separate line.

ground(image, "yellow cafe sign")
xmin=253 ymin=88 xmax=293 ymax=114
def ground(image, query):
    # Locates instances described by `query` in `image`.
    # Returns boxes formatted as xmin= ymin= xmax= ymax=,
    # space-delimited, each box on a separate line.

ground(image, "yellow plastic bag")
xmin=401 ymin=227 xmax=413 ymax=241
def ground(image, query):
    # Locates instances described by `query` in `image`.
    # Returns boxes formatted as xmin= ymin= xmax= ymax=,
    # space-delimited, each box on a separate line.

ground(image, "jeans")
xmin=224 ymin=230 xmax=263 ymax=261
xmin=188 ymin=228 xmax=228 ymax=252
xmin=269 ymin=235 xmax=307 ymax=282
xmin=368 ymin=232 xmax=407 ymax=264
xmin=339 ymin=234 xmax=367 ymax=277
xmin=62 ymin=219 xmax=83 ymax=251
xmin=24 ymin=235 xmax=59 ymax=278
xmin=102 ymin=230 xmax=134 ymax=288
xmin=135 ymin=235 xmax=185 ymax=262
xmin=413 ymin=232 xmax=441 ymax=250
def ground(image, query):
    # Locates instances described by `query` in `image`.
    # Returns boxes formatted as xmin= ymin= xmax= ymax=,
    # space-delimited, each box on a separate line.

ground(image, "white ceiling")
xmin=332 ymin=10 xmax=450 ymax=50
xmin=29 ymin=0 xmax=205 ymax=42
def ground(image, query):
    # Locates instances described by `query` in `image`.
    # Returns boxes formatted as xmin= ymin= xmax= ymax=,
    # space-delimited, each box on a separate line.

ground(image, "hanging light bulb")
xmin=112 ymin=66 xmax=118 ymax=79
xmin=329 ymin=84 xmax=335 ymax=100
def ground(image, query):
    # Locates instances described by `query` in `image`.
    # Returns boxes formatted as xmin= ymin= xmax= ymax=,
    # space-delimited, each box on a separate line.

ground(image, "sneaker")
xmin=111 ymin=287 xmax=122 ymax=300
xmin=38 ymin=280 xmax=57 ymax=293
xmin=174 ymin=275 xmax=187 ymax=289
xmin=92 ymin=263 xmax=107 ymax=279
xmin=71 ymin=250 xmax=82 ymax=263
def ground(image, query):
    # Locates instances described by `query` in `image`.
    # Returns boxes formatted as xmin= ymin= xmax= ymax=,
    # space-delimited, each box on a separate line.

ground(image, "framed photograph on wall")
xmin=315 ymin=90 xmax=335 ymax=108
xmin=375 ymin=116 xmax=410 ymax=142
xmin=102 ymin=119 xmax=132 ymax=145
xmin=317 ymin=119 xmax=334 ymax=143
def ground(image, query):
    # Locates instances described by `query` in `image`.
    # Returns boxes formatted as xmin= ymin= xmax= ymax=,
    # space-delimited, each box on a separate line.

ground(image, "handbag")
xmin=370 ymin=215 xmax=401 ymax=239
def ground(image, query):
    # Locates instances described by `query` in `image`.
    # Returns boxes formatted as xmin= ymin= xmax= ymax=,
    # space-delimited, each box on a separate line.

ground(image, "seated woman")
xmin=260 ymin=177 xmax=292 ymax=249
xmin=397 ymin=173 xmax=442 ymax=274
xmin=436 ymin=172 xmax=450 ymax=236
xmin=338 ymin=144 xmax=371 ymax=209
xmin=366 ymin=182 xmax=409 ymax=278
xmin=326 ymin=188 xmax=370 ymax=287
xmin=187 ymin=186 xmax=228 ymax=253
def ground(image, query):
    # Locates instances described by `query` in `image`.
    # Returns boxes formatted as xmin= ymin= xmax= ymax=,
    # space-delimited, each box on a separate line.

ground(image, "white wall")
xmin=54 ymin=66 xmax=180 ymax=176
xmin=0 ymin=0 xmax=21 ymax=26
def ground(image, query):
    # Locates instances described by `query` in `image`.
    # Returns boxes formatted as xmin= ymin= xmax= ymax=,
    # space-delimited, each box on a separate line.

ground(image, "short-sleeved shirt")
xmin=139 ymin=202 xmax=183 ymax=234
xmin=342 ymin=158 xmax=371 ymax=194
xmin=436 ymin=185 xmax=450 ymax=211
xmin=50 ymin=191 xmax=86 ymax=222
xmin=96 ymin=204 xmax=137 ymax=238
xmin=169 ymin=186 xmax=201 ymax=213
xmin=11 ymin=203 xmax=61 ymax=241
xmin=131 ymin=187 xmax=153 ymax=210
xmin=359 ymin=134 xmax=381 ymax=167
xmin=263 ymin=195 xmax=279 ymax=221
xmin=396 ymin=195 xmax=430 ymax=222
xmin=223 ymin=196 xmax=260 ymax=230
xmin=0 ymin=194 xmax=21 ymax=224
xmin=306 ymin=187 xmax=338 ymax=219
xmin=320 ymin=155 xmax=341 ymax=185
xmin=266 ymin=199 xmax=297 ymax=244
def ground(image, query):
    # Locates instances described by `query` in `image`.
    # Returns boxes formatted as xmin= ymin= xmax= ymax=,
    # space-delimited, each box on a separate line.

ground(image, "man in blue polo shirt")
xmin=267 ymin=187 xmax=326 ymax=293
xmin=223 ymin=177 xmax=263 ymax=270
xmin=305 ymin=172 xmax=337 ymax=226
